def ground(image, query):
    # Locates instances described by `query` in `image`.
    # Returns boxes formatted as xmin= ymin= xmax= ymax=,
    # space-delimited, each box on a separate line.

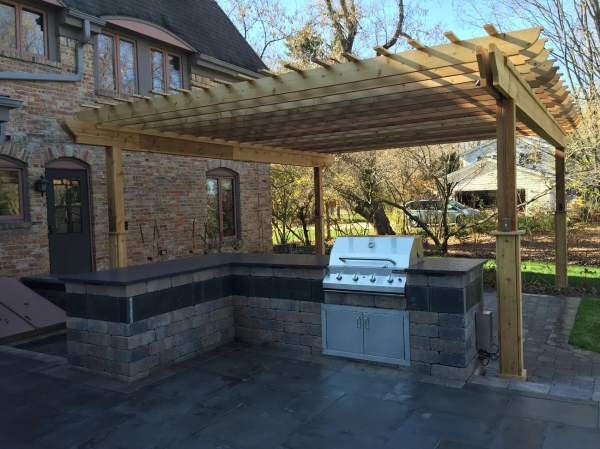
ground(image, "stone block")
xmin=431 ymin=339 xmax=467 ymax=354
xmin=231 ymin=266 xmax=250 ymax=276
xmin=427 ymin=275 xmax=466 ymax=289
xmin=270 ymin=298 xmax=296 ymax=311
xmin=345 ymin=294 xmax=375 ymax=308
xmin=87 ymin=332 xmax=111 ymax=347
xmin=67 ymin=329 xmax=88 ymax=343
xmin=193 ymin=270 xmax=214 ymax=283
xmin=180 ymin=340 xmax=203 ymax=357
xmin=210 ymin=307 xmax=231 ymax=323
xmin=65 ymin=293 xmax=87 ymax=319
xmin=129 ymin=320 xmax=149 ymax=336
xmin=277 ymin=332 xmax=301 ymax=345
xmin=157 ymin=347 xmax=180 ymax=366
xmin=409 ymin=336 xmax=431 ymax=350
xmin=431 ymin=364 xmax=473 ymax=381
xmin=410 ymin=349 xmax=439 ymax=364
xmin=147 ymin=277 xmax=172 ymax=293
xmin=252 ymin=308 xmax=275 ymax=320
xmin=83 ymin=356 xmax=105 ymax=372
xmin=300 ymin=335 xmax=322 ymax=347
xmin=195 ymin=301 xmax=216 ymax=315
xmin=235 ymin=306 xmax=253 ymax=318
xmin=86 ymin=284 xmax=108 ymax=296
xmin=171 ymin=273 xmax=194 ymax=287
xmin=168 ymin=319 xmax=190 ymax=336
xmin=104 ymin=360 xmax=130 ymax=376
xmin=130 ymin=356 xmax=157 ymax=376
xmin=250 ymin=266 xmax=273 ymax=277
xmin=439 ymin=327 xmax=467 ymax=342
xmin=127 ymin=330 xmax=156 ymax=350
xmin=273 ymin=278 xmax=288 ymax=299
xmin=438 ymin=352 xmax=469 ymax=367
xmin=233 ymin=296 xmax=248 ymax=307
xmin=402 ymin=361 xmax=431 ymax=375
xmin=149 ymin=336 xmax=174 ymax=355
xmin=235 ymin=317 xmax=260 ymax=329
xmin=66 ymin=317 xmax=88 ymax=331
xmin=107 ymin=322 xmax=129 ymax=336
xmin=259 ymin=319 xmax=285 ymax=332
xmin=86 ymin=320 xmax=109 ymax=334
xmin=148 ymin=313 xmax=173 ymax=330
xmin=190 ymin=314 xmax=210 ymax=329
xmin=67 ymin=341 xmax=87 ymax=355
xmin=324 ymin=291 xmax=345 ymax=305
xmin=429 ymin=287 xmax=465 ymax=314
xmin=216 ymin=296 xmax=233 ymax=310
xmin=107 ymin=283 xmax=147 ymax=298
xmin=438 ymin=313 xmax=465 ymax=328
xmin=252 ymin=277 xmax=274 ymax=298
xmin=286 ymin=279 xmax=313 ymax=302
xmin=67 ymin=354 xmax=83 ymax=367
xmin=299 ymin=301 xmax=321 ymax=313
xmin=252 ymin=329 xmax=276 ymax=342
xmin=196 ymin=323 xmax=218 ymax=338
xmin=409 ymin=323 xmax=439 ymax=338
xmin=309 ymin=324 xmax=321 ymax=336
xmin=235 ymin=327 xmax=254 ymax=340
xmin=130 ymin=345 xmax=150 ymax=362
xmin=406 ymin=273 xmax=428 ymax=287
xmin=65 ymin=283 xmax=86 ymax=294
xmin=300 ymin=312 xmax=321 ymax=325
xmin=155 ymin=326 xmax=168 ymax=340
xmin=275 ymin=310 xmax=300 ymax=322
xmin=217 ymin=316 xmax=235 ymax=332
xmin=221 ymin=327 xmax=235 ymax=341
xmin=311 ymin=280 xmax=325 ymax=303
xmin=298 ymin=268 xmax=323 ymax=280
xmin=409 ymin=311 xmax=439 ymax=325
xmin=214 ymin=267 xmax=230 ymax=278
xmin=248 ymin=297 xmax=271 ymax=309
xmin=374 ymin=297 xmax=406 ymax=310
xmin=173 ymin=329 xmax=196 ymax=346
xmin=172 ymin=306 xmax=195 ymax=322
xmin=405 ymin=286 xmax=429 ymax=311
xmin=285 ymin=322 xmax=309 ymax=335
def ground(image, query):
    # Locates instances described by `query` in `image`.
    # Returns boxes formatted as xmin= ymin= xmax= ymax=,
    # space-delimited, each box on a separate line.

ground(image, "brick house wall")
xmin=0 ymin=37 xmax=273 ymax=279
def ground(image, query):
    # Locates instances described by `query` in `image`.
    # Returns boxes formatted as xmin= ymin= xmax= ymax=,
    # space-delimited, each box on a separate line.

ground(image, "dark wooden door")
xmin=46 ymin=168 xmax=92 ymax=275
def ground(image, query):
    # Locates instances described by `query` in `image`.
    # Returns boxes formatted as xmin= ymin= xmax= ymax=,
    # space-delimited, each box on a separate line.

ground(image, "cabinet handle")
xmin=357 ymin=316 xmax=361 ymax=328
xmin=364 ymin=317 xmax=369 ymax=329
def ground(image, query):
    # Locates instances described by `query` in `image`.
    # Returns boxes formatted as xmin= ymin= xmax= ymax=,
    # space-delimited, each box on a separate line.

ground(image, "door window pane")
xmin=98 ymin=33 xmax=116 ymax=90
xmin=0 ymin=2 xmax=17 ymax=49
xmin=0 ymin=170 xmax=20 ymax=217
xmin=54 ymin=178 xmax=81 ymax=206
xmin=221 ymin=178 xmax=235 ymax=237
xmin=168 ymin=54 xmax=181 ymax=94
xmin=21 ymin=8 xmax=44 ymax=55
xmin=119 ymin=39 xmax=136 ymax=94
xmin=55 ymin=209 xmax=68 ymax=234
xmin=71 ymin=208 xmax=82 ymax=233
xmin=206 ymin=178 xmax=219 ymax=239
xmin=151 ymin=50 xmax=165 ymax=92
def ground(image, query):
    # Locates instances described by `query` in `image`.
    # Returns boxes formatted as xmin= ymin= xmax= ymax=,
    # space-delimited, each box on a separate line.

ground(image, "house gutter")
xmin=196 ymin=54 xmax=265 ymax=79
xmin=0 ymin=16 xmax=92 ymax=82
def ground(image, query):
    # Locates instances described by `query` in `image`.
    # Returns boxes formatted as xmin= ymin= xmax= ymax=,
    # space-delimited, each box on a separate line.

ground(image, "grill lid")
xmin=324 ymin=236 xmax=424 ymax=295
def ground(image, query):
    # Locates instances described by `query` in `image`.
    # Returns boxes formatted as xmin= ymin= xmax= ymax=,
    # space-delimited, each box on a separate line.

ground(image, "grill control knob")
xmin=352 ymin=273 xmax=359 ymax=282
xmin=370 ymin=274 xmax=376 ymax=283
xmin=387 ymin=275 xmax=394 ymax=283
xmin=336 ymin=273 xmax=342 ymax=281
xmin=398 ymin=278 xmax=403 ymax=283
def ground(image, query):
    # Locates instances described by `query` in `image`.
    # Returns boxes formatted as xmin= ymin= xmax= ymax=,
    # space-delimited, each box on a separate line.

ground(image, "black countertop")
xmin=405 ymin=258 xmax=487 ymax=275
xmin=60 ymin=253 xmax=330 ymax=286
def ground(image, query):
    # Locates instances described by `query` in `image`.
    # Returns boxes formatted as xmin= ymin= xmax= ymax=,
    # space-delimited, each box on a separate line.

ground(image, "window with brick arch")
xmin=206 ymin=169 xmax=239 ymax=241
xmin=0 ymin=1 xmax=47 ymax=57
xmin=0 ymin=155 xmax=27 ymax=221
xmin=97 ymin=31 xmax=138 ymax=95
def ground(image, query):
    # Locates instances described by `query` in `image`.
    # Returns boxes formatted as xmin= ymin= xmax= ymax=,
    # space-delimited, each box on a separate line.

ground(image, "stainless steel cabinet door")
xmin=363 ymin=312 xmax=406 ymax=360
xmin=324 ymin=309 xmax=364 ymax=355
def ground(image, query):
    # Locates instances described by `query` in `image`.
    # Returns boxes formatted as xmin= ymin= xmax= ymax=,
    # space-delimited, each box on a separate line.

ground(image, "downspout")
xmin=0 ymin=123 xmax=5 ymax=142
xmin=0 ymin=19 xmax=91 ymax=82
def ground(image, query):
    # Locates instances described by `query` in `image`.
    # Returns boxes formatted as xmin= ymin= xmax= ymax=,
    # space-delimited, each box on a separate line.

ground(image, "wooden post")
xmin=314 ymin=167 xmax=325 ymax=255
xmin=106 ymin=147 xmax=127 ymax=269
xmin=494 ymin=97 xmax=526 ymax=382
xmin=555 ymin=148 xmax=568 ymax=288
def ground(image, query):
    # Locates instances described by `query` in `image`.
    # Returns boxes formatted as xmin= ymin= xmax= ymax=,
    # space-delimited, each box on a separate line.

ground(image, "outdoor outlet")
xmin=159 ymin=249 xmax=167 ymax=256
xmin=502 ymin=218 xmax=510 ymax=232
xmin=476 ymin=311 xmax=493 ymax=352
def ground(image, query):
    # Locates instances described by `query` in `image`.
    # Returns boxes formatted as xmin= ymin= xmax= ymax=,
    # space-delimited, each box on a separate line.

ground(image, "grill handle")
xmin=338 ymin=257 xmax=397 ymax=266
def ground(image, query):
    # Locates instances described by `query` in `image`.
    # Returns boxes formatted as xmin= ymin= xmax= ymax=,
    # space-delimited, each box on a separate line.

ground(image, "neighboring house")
xmin=447 ymin=138 xmax=556 ymax=212
xmin=0 ymin=0 xmax=273 ymax=280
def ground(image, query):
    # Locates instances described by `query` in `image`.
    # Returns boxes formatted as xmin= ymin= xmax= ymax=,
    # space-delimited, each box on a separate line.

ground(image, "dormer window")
xmin=151 ymin=48 xmax=182 ymax=94
xmin=97 ymin=32 xmax=138 ymax=94
xmin=0 ymin=1 xmax=46 ymax=57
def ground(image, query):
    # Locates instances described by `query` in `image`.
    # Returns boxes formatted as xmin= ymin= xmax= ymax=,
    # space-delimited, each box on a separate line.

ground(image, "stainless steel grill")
xmin=323 ymin=236 xmax=424 ymax=295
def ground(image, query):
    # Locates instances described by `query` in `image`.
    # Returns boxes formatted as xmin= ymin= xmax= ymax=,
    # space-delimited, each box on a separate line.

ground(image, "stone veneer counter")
xmin=61 ymin=254 xmax=486 ymax=382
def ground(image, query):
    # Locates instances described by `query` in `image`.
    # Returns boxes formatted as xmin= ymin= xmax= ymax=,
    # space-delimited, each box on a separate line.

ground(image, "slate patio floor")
xmin=1 ymin=341 xmax=600 ymax=449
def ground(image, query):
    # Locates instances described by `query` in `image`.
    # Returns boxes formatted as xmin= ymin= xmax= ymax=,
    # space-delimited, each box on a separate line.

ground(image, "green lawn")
xmin=484 ymin=260 xmax=600 ymax=289
xmin=570 ymin=298 xmax=600 ymax=353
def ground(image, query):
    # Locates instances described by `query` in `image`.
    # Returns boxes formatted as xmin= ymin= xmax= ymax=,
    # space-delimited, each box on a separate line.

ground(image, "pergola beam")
xmin=61 ymin=120 xmax=334 ymax=168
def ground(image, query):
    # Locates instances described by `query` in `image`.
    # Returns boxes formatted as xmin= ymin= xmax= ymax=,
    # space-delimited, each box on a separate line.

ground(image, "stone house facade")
xmin=0 ymin=0 xmax=273 ymax=280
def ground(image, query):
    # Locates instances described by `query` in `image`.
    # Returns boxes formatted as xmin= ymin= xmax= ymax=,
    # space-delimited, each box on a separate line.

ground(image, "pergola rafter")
xmin=63 ymin=26 xmax=580 ymax=384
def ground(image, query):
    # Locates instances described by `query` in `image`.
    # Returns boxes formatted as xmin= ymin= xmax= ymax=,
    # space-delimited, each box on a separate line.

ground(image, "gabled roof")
xmin=62 ymin=0 xmax=266 ymax=73
xmin=459 ymin=137 xmax=554 ymax=158
xmin=446 ymin=158 xmax=553 ymax=186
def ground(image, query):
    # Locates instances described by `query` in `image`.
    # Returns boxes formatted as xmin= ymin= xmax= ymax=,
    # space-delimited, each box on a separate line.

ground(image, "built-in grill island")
xmin=62 ymin=241 xmax=486 ymax=382
xmin=322 ymin=236 xmax=486 ymax=380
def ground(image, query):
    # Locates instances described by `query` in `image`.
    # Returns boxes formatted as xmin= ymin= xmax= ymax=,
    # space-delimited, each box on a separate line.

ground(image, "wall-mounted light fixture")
xmin=34 ymin=175 xmax=50 ymax=197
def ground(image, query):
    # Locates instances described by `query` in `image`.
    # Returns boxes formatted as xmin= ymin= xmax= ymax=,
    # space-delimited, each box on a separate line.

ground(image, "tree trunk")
xmin=372 ymin=204 xmax=396 ymax=235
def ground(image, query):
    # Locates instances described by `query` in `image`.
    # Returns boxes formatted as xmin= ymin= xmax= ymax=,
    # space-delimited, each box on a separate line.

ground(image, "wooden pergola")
xmin=63 ymin=25 xmax=579 ymax=382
